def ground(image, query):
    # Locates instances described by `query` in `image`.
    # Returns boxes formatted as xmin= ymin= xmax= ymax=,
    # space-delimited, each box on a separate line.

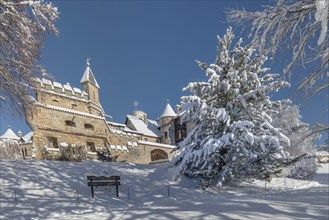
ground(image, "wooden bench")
xmin=87 ymin=176 xmax=121 ymax=198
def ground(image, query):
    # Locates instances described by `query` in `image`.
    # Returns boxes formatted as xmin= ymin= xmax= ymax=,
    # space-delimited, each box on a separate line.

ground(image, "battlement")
xmin=36 ymin=78 xmax=89 ymax=101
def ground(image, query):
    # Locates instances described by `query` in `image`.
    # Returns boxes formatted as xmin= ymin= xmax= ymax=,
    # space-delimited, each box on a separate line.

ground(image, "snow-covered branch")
xmin=0 ymin=0 xmax=58 ymax=115
xmin=226 ymin=0 xmax=328 ymax=95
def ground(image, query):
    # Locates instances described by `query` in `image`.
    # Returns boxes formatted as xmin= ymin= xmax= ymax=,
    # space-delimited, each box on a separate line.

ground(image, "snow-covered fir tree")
xmin=172 ymin=27 xmax=302 ymax=187
xmin=271 ymin=102 xmax=318 ymax=179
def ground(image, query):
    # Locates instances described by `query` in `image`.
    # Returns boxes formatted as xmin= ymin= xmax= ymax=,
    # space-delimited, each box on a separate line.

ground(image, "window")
xmin=164 ymin=132 xmax=168 ymax=139
xmin=169 ymin=128 xmax=173 ymax=138
xmin=52 ymin=99 xmax=59 ymax=102
xmin=144 ymin=138 xmax=148 ymax=141
xmin=84 ymin=124 xmax=94 ymax=130
xmin=25 ymin=149 xmax=27 ymax=156
xmin=47 ymin=137 xmax=58 ymax=148
xmin=86 ymin=142 xmax=96 ymax=152
xmin=65 ymin=120 xmax=76 ymax=127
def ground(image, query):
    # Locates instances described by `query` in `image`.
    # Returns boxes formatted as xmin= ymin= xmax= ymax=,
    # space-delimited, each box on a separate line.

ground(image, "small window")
xmin=169 ymin=128 xmax=173 ymax=138
xmin=25 ymin=149 xmax=27 ymax=156
xmin=144 ymin=138 xmax=148 ymax=141
xmin=52 ymin=99 xmax=59 ymax=103
xmin=164 ymin=132 xmax=168 ymax=139
xmin=47 ymin=137 xmax=58 ymax=148
xmin=86 ymin=142 xmax=96 ymax=152
xmin=84 ymin=124 xmax=94 ymax=130
xmin=65 ymin=120 xmax=76 ymax=127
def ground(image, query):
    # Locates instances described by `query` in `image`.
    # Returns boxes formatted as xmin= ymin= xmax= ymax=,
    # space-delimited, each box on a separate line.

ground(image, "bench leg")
xmin=115 ymin=183 xmax=119 ymax=197
xmin=91 ymin=185 xmax=94 ymax=198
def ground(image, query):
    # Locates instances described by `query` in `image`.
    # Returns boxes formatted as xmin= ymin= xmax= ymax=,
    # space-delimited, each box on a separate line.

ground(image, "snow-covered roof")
xmin=138 ymin=140 xmax=175 ymax=149
xmin=107 ymin=121 xmax=126 ymax=127
xmin=126 ymin=115 xmax=159 ymax=137
xmin=159 ymin=103 xmax=176 ymax=119
xmin=178 ymin=101 xmax=196 ymax=116
xmin=80 ymin=65 xmax=100 ymax=89
xmin=147 ymin=119 xmax=160 ymax=136
xmin=22 ymin=131 xmax=33 ymax=143
xmin=0 ymin=127 xmax=19 ymax=140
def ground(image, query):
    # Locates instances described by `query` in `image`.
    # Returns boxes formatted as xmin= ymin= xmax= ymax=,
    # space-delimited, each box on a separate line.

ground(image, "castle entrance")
xmin=150 ymin=149 xmax=168 ymax=161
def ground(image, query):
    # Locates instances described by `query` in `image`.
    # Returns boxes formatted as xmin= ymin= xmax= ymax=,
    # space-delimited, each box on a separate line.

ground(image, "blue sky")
xmin=1 ymin=0 xmax=328 ymax=144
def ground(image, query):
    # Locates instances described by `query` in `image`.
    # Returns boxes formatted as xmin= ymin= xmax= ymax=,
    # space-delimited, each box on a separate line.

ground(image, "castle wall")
xmin=110 ymin=141 xmax=174 ymax=164
xmin=26 ymin=103 xmax=109 ymax=159
xmin=25 ymin=77 xmax=176 ymax=164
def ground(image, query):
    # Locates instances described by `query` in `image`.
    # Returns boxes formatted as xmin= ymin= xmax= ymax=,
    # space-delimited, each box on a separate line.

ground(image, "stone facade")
xmin=24 ymin=63 xmax=175 ymax=164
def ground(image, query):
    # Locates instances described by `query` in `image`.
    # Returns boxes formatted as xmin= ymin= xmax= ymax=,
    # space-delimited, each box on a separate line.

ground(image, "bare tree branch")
xmin=0 ymin=0 xmax=58 ymax=116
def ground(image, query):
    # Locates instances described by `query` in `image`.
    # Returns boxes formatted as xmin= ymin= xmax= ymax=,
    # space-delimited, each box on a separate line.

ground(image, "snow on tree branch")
xmin=0 ymin=0 xmax=58 ymax=115
xmin=226 ymin=0 xmax=328 ymax=95
xmin=172 ymin=27 xmax=301 ymax=188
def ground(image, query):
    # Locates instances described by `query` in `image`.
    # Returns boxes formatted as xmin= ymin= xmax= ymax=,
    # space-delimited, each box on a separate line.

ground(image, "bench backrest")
xmin=87 ymin=176 xmax=120 ymax=181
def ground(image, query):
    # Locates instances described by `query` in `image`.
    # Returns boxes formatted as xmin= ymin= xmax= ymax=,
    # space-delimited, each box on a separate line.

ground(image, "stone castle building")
xmin=17 ymin=61 xmax=191 ymax=164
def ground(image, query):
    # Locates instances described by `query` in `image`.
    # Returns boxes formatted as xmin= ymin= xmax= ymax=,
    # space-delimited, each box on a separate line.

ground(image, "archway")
xmin=150 ymin=149 xmax=168 ymax=161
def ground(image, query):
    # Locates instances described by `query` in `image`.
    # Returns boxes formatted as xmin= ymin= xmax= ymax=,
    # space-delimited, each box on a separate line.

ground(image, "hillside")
xmin=0 ymin=160 xmax=328 ymax=219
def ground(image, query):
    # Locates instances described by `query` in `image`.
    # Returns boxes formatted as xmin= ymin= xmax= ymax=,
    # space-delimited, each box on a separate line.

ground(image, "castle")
xmin=2 ymin=61 xmax=193 ymax=164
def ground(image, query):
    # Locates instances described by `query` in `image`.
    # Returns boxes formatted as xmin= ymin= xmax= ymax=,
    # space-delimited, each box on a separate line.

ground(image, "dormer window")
xmin=65 ymin=120 xmax=76 ymax=127
xmin=84 ymin=123 xmax=94 ymax=130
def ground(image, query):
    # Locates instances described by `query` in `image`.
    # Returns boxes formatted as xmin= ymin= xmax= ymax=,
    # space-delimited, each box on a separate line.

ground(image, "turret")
xmin=158 ymin=101 xmax=176 ymax=145
xmin=80 ymin=58 xmax=100 ymax=104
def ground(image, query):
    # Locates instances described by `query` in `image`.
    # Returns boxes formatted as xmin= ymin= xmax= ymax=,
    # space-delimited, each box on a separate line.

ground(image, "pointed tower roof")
xmin=159 ymin=102 xmax=176 ymax=119
xmin=80 ymin=58 xmax=100 ymax=89
xmin=0 ymin=126 xmax=19 ymax=140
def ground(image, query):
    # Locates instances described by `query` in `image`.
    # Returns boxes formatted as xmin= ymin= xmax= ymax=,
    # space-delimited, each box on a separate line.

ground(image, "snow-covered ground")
xmin=0 ymin=160 xmax=328 ymax=220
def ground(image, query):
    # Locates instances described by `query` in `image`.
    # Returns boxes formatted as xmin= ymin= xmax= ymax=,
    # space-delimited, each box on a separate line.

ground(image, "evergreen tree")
xmin=173 ymin=27 xmax=301 ymax=187
xmin=271 ymin=102 xmax=318 ymax=179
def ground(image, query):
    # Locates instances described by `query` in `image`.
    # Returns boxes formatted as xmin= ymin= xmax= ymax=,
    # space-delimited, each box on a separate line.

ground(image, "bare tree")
xmin=227 ymin=0 xmax=328 ymax=95
xmin=0 ymin=0 xmax=59 ymax=115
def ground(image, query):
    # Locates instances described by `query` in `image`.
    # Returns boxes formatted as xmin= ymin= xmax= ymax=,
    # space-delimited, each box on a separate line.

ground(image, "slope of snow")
xmin=0 ymin=160 xmax=328 ymax=220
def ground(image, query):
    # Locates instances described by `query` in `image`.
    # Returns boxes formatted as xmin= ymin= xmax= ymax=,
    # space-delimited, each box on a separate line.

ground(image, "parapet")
xmin=36 ymin=78 xmax=89 ymax=101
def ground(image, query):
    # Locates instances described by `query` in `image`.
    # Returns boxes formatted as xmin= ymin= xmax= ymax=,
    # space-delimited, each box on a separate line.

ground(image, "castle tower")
xmin=80 ymin=58 xmax=100 ymax=104
xmin=159 ymin=101 xmax=176 ymax=145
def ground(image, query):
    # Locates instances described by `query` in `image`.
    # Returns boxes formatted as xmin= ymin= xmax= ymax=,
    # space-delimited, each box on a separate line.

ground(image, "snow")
xmin=22 ymin=131 xmax=33 ymax=143
xmin=159 ymin=103 xmax=177 ymax=119
xmin=315 ymin=0 xmax=328 ymax=45
xmin=80 ymin=65 xmax=100 ymax=89
xmin=126 ymin=115 xmax=159 ymax=137
xmin=138 ymin=140 xmax=175 ymax=149
xmin=0 ymin=160 xmax=328 ymax=219
xmin=35 ymin=102 xmax=104 ymax=120
xmin=0 ymin=127 xmax=20 ymax=140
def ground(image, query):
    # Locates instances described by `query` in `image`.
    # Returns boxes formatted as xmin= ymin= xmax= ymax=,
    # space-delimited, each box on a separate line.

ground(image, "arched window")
xmin=150 ymin=149 xmax=168 ymax=162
